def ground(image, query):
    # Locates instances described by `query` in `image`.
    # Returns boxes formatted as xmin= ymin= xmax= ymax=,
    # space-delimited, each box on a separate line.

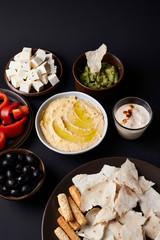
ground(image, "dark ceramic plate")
xmin=0 ymin=148 xmax=45 ymax=200
xmin=0 ymin=88 xmax=33 ymax=151
xmin=4 ymin=49 xmax=63 ymax=97
xmin=41 ymin=157 xmax=160 ymax=240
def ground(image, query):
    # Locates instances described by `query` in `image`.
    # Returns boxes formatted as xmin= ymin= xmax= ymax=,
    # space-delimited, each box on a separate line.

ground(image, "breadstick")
xmin=57 ymin=193 xmax=73 ymax=222
xmin=54 ymin=227 xmax=70 ymax=240
xmin=58 ymin=207 xmax=80 ymax=231
xmin=69 ymin=185 xmax=81 ymax=208
xmin=57 ymin=216 xmax=81 ymax=240
xmin=68 ymin=197 xmax=87 ymax=226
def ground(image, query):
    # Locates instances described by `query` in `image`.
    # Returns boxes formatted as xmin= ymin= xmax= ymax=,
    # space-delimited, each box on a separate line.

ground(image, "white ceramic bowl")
xmin=35 ymin=91 xmax=108 ymax=154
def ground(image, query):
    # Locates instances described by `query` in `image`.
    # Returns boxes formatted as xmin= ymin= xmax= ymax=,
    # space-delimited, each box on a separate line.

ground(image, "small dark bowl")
xmin=72 ymin=52 xmax=124 ymax=100
xmin=4 ymin=48 xmax=63 ymax=97
xmin=0 ymin=148 xmax=45 ymax=201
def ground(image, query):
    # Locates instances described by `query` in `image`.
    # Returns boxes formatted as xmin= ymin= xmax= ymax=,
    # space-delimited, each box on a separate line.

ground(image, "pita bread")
xmin=155 ymin=232 xmax=160 ymax=240
xmin=143 ymin=211 xmax=160 ymax=239
xmin=118 ymin=210 xmax=146 ymax=226
xmin=85 ymin=44 xmax=107 ymax=73
xmin=120 ymin=225 xmax=144 ymax=240
xmin=93 ymin=207 xmax=116 ymax=225
xmin=103 ymin=229 xmax=115 ymax=240
xmin=139 ymin=176 xmax=155 ymax=193
xmin=72 ymin=172 xmax=107 ymax=195
xmin=78 ymin=208 xmax=105 ymax=240
xmin=101 ymin=164 xmax=119 ymax=180
xmin=80 ymin=180 xmax=116 ymax=212
xmin=139 ymin=187 xmax=160 ymax=217
xmin=113 ymin=159 xmax=142 ymax=194
xmin=108 ymin=220 xmax=122 ymax=240
xmin=114 ymin=186 xmax=139 ymax=216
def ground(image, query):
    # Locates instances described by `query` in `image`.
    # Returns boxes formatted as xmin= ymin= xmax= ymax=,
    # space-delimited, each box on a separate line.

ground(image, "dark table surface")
xmin=0 ymin=1 xmax=160 ymax=240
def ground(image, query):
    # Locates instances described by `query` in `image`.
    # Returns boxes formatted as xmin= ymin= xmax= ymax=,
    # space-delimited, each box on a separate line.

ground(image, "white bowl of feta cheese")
xmin=113 ymin=96 xmax=153 ymax=139
xmin=5 ymin=47 xmax=63 ymax=96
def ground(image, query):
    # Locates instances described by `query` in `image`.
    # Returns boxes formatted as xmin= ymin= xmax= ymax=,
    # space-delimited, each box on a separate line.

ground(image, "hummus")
xmin=40 ymin=96 xmax=104 ymax=152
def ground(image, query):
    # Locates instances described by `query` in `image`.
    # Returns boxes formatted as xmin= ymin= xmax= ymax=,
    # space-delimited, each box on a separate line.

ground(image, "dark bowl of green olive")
xmin=73 ymin=52 xmax=124 ymax=100
xmin=0 ymin=148 xmax=45 ymax=200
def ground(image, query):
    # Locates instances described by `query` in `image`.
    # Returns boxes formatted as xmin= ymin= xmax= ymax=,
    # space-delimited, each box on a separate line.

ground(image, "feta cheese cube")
xmin=41 ymin=74 xmax=48 ymax=85
xmin=35 ymin=49 xmax=46 ymax=61
xmin=6 ymin=68 xmax=17 ymax=81
xmin=32 ymin=80 xmax=44 ymax=92
xmin=48 ymin=74 xmax=60 ymax=86
xmin=22 ymin=47 xmax=32 ymax=56
xmin=19 ymin=81 xmax=31 ymax=93
xmin=27 ymin=69 xmax=41 ymax=81
xmin=11 ymin=76 xmax=23 ymax=88
xmin=38 ymin=61 xmax=50 ymax=75
xmin=19 ymin=60 xmax=31 ymax=72
xmin=17 ymin=69 xmax=28 ymax=79
xmin=14 ymin=52 xmax=22 ymax=62
xmin=48 ymin=59 xmax=55 ymax=65
xmin=31 ymin=56 xmax=44 ymax=68
xmin=19 ymin=51 xmax=31 ymax=60
xmin=49 ymin=64 xmax=57 ymax=74
xmin=45 ymin=53 xmax=53 ymax=61
xmin=8 ymin=61 xmax=20 ymax=70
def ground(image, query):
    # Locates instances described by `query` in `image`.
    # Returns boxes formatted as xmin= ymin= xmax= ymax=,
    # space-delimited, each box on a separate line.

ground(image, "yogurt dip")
xmin=115 ymin=103 xmax=150 ymax=129
xmin=113 ymin=98 xmax=152 ymax=140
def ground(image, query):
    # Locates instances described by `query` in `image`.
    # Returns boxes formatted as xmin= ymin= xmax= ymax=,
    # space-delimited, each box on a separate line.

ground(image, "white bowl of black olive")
xmin=0 ymin=149 xmax=45 ymax=200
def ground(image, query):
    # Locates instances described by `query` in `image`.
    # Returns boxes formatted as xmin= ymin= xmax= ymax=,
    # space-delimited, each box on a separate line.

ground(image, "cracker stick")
xmin=68 ymin=196 xmax=87 ymax=226
xmin=57 ymin=216 xmax=81 ymax=240
xmin=69 ymin=185 xmax=81 ymax=208
xmin=54 ymin=227 xmax=70 ymax=240
xmin=57 ymin=193 xmax=74 ymax=222
xmin=58 ymin=207 xmax=80 ymax=231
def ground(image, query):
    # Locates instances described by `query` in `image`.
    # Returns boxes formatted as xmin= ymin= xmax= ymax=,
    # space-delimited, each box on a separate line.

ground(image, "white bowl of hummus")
xmin=35 ymin=91 xmax=108 ymax=154
xmin=113 ymin=96 xmax=152 ymax=140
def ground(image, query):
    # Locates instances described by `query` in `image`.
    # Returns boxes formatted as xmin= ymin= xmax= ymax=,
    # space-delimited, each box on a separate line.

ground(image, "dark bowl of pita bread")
xmin=73 ymin=51 xmax=124 ymax=101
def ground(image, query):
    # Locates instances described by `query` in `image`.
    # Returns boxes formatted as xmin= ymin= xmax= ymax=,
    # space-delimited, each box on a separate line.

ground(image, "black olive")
xmin=0 ymin=174 xmax=5 ymax=183
xmin=22 ymin=166 xmax=31 ymax=175
xmin=21 ymin=185 xmax=31 ymax=195
xmin=1 ymin=185 xmax=9 ymax=195
xmin=17 ymin=153 xmax=25 ymax=161
xmin=17 ymin=174 xmax=27 ymax=185
xmin=6 ymin=170 xmax=15 ymax=179
xmin=15 ymin=163 xmax=23 ymax=172
xmin=26 ymin=154 xmax=39 ymax=167
xmin=6 ymin=152 xmax=17 ymax=160
xmin=6 ymin=179 xmax=17 ymax=188
xmin=2 ymin=158 xmax=16 ymax=168
xmin=32 ymin=169 xmax=43 ymax=181
xmin=10 ymin=189 xmax=20 ymax=197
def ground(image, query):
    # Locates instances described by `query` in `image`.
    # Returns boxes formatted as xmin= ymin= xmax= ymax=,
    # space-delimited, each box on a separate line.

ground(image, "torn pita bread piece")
xmin=118 ymin=210 xmax=146 ymax=226
xmin=85 ymin=44 xmax=107 ymax=73
xmin=103 ymin=229 xmax=115 ymax=240
xmin=120 ymin=225 xmax=144 ymax=240
xmin=139 ymin=176 xmax=155 ymax=193
xmin=101 ymin=164 xmax=119 ymax=180
xmin=113 ymin=159 xmax=142 ymax=194
xmin=108 ymin=220 xmax=122 ymax=240
xmin=143 ymin=211 xmax=160 ymax=239
xmin=138 ymin=187 xmax=160 ymax=217
xmin=72 ymin=172 xmax=107 ymax=195
xmin=80 ymin=180 xmax=116 ymax=212
xmin=93 ymin=207 xmax=116 ymax=225
xmin=78 ymin=208 xmax=106 ymax=240
xmin=155 ymin=232 xmax=160 ymax=240
xmin=114 ymin=186 xmax=139 ymax=216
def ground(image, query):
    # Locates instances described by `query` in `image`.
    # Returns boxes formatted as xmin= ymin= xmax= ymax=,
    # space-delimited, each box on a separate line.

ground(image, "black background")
xmin=0 ymin=1 xmax=160 ymax=239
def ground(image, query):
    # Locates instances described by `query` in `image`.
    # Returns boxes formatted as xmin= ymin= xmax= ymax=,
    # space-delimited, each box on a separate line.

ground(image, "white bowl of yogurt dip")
xmin=113 ymin=97 xmax=152 ymax=139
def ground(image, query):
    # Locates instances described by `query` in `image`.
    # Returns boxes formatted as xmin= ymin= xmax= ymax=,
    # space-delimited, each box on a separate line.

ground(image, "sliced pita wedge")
xmin=93 ymin=207 xmax=116 ymax=225
xmin=138 ymin=187 xmax=160 ymax=217
xmin=114 ymin=186 xmax=139 ymax=216
xmin=118 ymin=210 xmax=146 ymax=226
xmin=139 ymin=176 xmax=155 ymax=193
xmin=78 ymin=208 xmax=106 ymax=240
xmin=80 ymin=180 xmax=116 ymax=212
xmin=155 ymin=232 xmax=160 ymax=240
xmin=103 ymin=229 xmax=115 ymax=240
xmin=120 ymin=225 xmax=144 ymax=240
xmin=113 ymin=159 xmax=142 ymax=194
xmin=108 ymin=220 xmax=122 ymax=240
xmin=143 ymin=211 xmax=160 ymax=239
